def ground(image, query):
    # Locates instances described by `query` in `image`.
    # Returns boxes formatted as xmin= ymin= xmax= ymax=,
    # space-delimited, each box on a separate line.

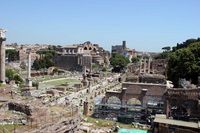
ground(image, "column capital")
xmin=0 ymin=38 xmax=6 ymax=42
xmin=0 ymin=29 xmax=6 ymax=40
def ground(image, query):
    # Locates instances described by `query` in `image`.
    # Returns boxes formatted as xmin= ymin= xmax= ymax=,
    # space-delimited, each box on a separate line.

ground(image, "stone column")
xmin=26 ymin=51 xmax=32 ymax=87
xmin=121 ymin=88 xmax=127 ymax=106
xmin=82 ymin=66 xmax=88 ymax=87
xmin=148 ymin=57 xmax=151 ymax=73
xmin=139 ymin=89 xmax=147 ymax=107
xmin=165 ymin=99 xmax=170 ymax=118
xmin=139 ymin=58 xmax=143 ymax=73
xmin=27 ymin=52 xmax=31 ymax=79
xmin=83 ymin=66 xmax=86 ymax=77
xmin=0 ymin=29 xmax=6 ymax=84
xmin=143 ymin=58 xmax=147 ymax=73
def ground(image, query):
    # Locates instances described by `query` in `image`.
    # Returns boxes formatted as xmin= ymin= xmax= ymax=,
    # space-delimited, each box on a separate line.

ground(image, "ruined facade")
xmin=139 ymin=57 xmax=167 ymax=75
xmin=53 ymin=54 xmax=92 ymax=71
xmin=54 ymin=41 xmax=110 ymax=71
xmin=128 ymin=54 xmax=167 ymax=75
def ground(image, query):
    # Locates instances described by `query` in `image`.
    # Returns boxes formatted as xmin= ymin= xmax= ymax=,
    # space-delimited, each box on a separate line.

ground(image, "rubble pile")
xmin=28 ymin=116 xmax=81 ymax=133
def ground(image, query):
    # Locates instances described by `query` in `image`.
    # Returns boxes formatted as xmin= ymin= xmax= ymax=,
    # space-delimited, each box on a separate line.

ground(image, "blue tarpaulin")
xmin=118 ymin=128 xmax=147 ymax=133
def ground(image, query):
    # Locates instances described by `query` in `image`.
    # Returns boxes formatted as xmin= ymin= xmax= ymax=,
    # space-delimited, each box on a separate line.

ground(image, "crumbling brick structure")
xmin=164 ymin=88 xmax=200 ymax=121
xmin=103 ymin=82 xmax=166 ymax=107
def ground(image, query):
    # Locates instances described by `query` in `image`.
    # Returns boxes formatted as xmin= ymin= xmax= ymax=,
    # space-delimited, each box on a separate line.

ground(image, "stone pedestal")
xmin=83 ymin=101 xmax=89 ymax=116
xmin=26 ymin=78 xmax=32 ymax=87
xmin=21 ymin=86 xmax=36 ymax=96
xmin=82 ymin=78 xmax=89 ymax=87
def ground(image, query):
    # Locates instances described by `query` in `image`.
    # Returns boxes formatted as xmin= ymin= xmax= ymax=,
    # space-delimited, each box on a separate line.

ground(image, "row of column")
xmin=139 ymin=57 xmax=152 ymax=73
xmin=0 ymin=29 xmax=32 ymax=87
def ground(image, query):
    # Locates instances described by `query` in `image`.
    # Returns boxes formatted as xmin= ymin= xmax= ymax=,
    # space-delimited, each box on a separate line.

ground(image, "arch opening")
xmin=127 ymin=98 xmax=141 ymax=106
xmin=107 ymin=96 xmax=121 ymax=105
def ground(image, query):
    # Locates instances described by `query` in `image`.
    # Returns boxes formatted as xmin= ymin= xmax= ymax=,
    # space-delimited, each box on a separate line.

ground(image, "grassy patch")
xmin=0 ymin=124 xmax=20 ymax=132
xmin=0 ymin=83 xmax=6 ymax=88
xmin=49 ymin=106 xmax=69 ymax=113
xmin=42 ymin=78 xmax=80 ymax=86
xmin=83 ymin=116 xmax=132 ymax=129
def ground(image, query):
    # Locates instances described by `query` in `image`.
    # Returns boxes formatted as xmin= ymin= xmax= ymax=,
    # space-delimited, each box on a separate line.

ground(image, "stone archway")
xmin=107 ymin=96 xmax=121 ymax=105
xmin=170 ymin=99 xmax=198 ymax=119
xmin=127 ymin=98 xmax=141 ymax=106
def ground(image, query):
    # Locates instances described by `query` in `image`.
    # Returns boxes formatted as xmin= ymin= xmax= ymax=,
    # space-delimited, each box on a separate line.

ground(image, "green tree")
xmin=13 ymin=74 xmax=23 ymax=84
xmin=6 ymin=69 xmax=15 ymax=80
xmin=110 ymin=53 xmax=130 ymax=72
xmin=32 ymin=50 xmax=55 ymax=70
xmin=131 ymin=57 xmax=140 ymax=63
xmin=167 ymin=41 xmax=200 ymax=87
xmin=6 ymin=69 xmax=23 ymax=84
xmin=32 ymin=58 xmax=41 ymax=70
xmin=162 ymin=46 xmax=171 ymax=51
xmin=6 ymin=49 xmax=19 ymax=62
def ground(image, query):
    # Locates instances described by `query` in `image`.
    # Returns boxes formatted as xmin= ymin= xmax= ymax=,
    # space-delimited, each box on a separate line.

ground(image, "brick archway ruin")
xmin=103 ymin=87 xmax=146 ymax=106
xmin=107 ymin=96 xmax=121 ymax=105
xmin=127 ymin=98 xmax=142 ymax=105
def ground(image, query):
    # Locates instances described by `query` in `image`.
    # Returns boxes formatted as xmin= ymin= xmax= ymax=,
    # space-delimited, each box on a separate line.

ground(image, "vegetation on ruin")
xmin=20 ymin=61 xmax=26 ymax=69
xmin=6 ymin=68 xmax=23 ymax=84
xmin=131 ymin=57 xmax=140 ymax=63
xmin=110 ymin=53 xmax=130 ymax=72
xmin=32 ymin=81 xmax=39 ymax=89
xmin=92 ymin=63 xmax=100 ymax=71
xmin=102 ymin=67 xmax=107 ymax=72
xmin=159 ymin=38 xmax=200 ymax=87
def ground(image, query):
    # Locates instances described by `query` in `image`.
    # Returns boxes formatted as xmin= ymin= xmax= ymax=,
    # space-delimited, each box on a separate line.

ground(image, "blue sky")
xmin=0 ymin=0 xmax=200 ymax=52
